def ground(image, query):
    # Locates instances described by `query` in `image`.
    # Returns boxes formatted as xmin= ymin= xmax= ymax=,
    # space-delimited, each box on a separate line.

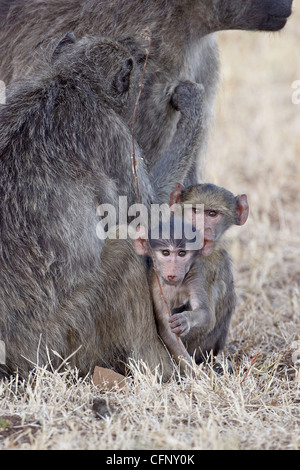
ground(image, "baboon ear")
xmin=133 ymin=226 xmax=149 ymax=256
xmin=114 ymin=58 xmax=134 ymax=94
xmin=52 ymin=32 xmax=76 ymax=61
xmin=170 ymin=183 xmax=184 ymax=207
xmin=200 ymin=228 xmax=214 ymax=257
xmin=235 ymin=194 xmax=249 ymax=226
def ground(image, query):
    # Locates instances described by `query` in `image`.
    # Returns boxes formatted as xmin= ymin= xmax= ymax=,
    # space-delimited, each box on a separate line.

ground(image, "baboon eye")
xmin=192 ymin=207 xmax=201 ymax=214
xmin=162 ymin=250 xmax=170 ymax=256
xmin=208 ymin=210 xmax=218 ymax=217
xmin=178 ymin=251 xmax=187 ymax=257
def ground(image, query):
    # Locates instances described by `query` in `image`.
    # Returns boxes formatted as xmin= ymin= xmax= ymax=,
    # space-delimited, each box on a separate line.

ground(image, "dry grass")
xmin=1 ymin=12 xmax=300 ymax=451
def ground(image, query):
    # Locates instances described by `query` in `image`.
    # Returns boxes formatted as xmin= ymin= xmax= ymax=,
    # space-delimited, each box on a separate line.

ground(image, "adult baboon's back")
xmin=0 ymin=0 xmax=293 ymax=183
xmin=0 ymin=35 xmax=170 ymax=377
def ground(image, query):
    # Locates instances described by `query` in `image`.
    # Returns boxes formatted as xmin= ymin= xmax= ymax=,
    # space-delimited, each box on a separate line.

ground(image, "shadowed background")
xmin=205 ymin=9 xmax=300 ymax=359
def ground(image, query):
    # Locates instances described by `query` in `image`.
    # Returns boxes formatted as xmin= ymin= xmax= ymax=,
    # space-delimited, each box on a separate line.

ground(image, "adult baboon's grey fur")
xmin=0 ymin=34 xmax=204 ymax=377
xmin=0 ymin=0 xmax=293 ymax=183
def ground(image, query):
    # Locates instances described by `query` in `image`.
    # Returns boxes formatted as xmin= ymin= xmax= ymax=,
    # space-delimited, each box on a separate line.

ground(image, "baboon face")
xmin=170 ymin=183 xmax=249 ymax=245
xmin=210 ymin=0 xmax=293 ymax=32
xmin=244 ymin=0 xmax=293 ymax=31
xmin=153 ymin=247 xmax=197 ymax=286
xmin=134 ymin=217 xmax=203 ymax=286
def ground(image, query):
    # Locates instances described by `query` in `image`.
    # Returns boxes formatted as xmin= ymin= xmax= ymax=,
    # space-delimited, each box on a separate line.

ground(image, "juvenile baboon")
xmin=133 ymin=183 xmax=249 ymax=368
xmin=169 ymin=183 xmax=249 ymax=364
xmin=0 ymin=35 xmax=204 ymax=377
xmin=0 ymin=0 xmax=293 ymax=183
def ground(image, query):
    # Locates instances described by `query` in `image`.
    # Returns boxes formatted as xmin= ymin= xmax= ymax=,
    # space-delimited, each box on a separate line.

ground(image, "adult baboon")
xmin=0 ymin=34 xmax=204 ymax=377
xmin=0 ymin=0 xmax=293 ymax=183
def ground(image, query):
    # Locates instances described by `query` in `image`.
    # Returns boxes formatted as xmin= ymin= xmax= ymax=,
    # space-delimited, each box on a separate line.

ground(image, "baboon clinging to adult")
xmin=0 ymin=34 xmax=205 ymax=377
xmin=0 ymin=0 xmax=293 ymax=183
xmin=134 ymin=214 xmax=214 ymax=368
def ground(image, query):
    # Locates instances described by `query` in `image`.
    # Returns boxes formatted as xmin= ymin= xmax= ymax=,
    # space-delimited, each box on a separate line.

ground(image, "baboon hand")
xmin=170 ymin=81 xmax=205 ymax=118
xmin=169 ymin=312 xmax=191 ymax=337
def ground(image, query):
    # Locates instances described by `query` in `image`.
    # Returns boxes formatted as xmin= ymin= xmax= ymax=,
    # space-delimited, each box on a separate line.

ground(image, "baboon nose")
xmin=168 ymin=275 xmax=176 ymax=281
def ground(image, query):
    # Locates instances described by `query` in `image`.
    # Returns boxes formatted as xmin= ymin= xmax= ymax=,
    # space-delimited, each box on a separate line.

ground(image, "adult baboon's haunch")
xmin=0 ymin=0 xmax=293 ymax=183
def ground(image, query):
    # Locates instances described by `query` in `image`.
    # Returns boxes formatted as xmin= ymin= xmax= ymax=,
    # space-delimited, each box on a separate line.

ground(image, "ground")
xmin=0 ymin=9 xmax=299 ymax=451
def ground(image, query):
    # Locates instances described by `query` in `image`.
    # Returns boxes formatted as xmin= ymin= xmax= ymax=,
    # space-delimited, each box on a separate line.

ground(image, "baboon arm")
xmin=153 ymin=297 xmax=192 ymax=366
xmin=151 ymin=81 xmax=205 ymax=204
xmin=170 ymin=292 xmax=215 ymax=338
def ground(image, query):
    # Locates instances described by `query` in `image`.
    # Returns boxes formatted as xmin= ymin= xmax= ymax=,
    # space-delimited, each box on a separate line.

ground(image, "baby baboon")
xmin=170 ymin=183 xmax=249 ymax=364
xmin=0 ymin=34 xmax=204 ymax=377
xmin=0 ymin=0 xmax=293 ymax=183
xmin=134 ymin=215 xmax=214 ymax=367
